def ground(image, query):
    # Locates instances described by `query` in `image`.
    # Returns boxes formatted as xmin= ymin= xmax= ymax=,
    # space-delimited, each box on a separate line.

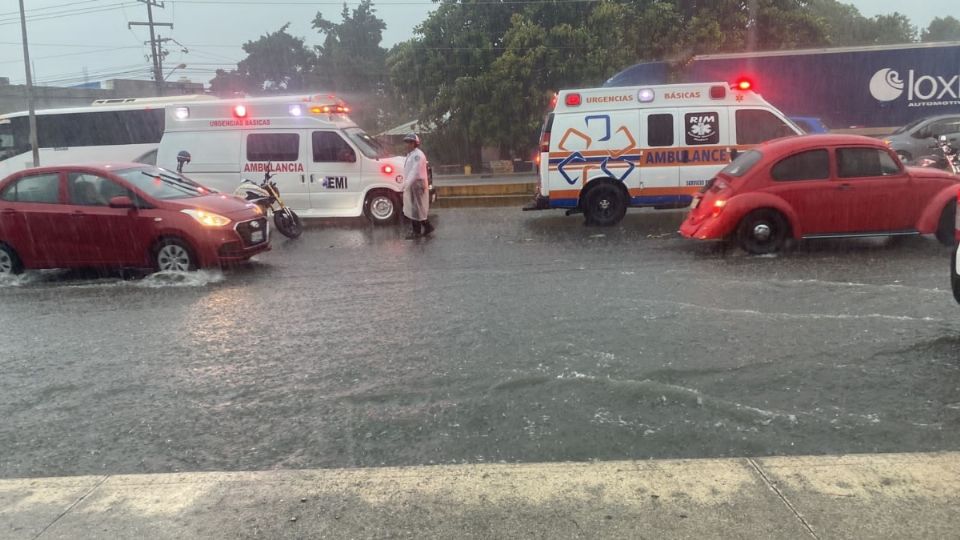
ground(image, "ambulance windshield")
xmin=344 ymin=127 xmax=392 ymax=159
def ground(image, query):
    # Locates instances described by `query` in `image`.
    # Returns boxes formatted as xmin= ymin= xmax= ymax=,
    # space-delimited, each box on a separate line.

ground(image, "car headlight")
xmin=181 ymin=209 xmax=231 ymax=227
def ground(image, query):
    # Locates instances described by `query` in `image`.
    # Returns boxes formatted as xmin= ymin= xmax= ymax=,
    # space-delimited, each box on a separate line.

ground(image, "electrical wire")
xmin=0 ymin=3 xmax=139 ymax=27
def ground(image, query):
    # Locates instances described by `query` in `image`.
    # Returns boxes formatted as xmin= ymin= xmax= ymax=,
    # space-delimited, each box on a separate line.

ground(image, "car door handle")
xmin=837 ymin=183 xmax=853 ymax=191
xmin=310 ymin=174 xmax=315 ymax=183
xmin=300 ymin=174 xmax=306 ymax=184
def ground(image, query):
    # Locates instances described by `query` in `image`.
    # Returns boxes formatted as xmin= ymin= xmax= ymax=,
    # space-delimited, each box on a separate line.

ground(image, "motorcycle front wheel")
xmin=274 ymin=208 xmax=303 ymax=239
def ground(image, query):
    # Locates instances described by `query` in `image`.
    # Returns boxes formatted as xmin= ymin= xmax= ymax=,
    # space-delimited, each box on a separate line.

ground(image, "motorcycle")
xmin=233 ymin=167 xmax=303 ymax=239
xmin=915 ymin=135 xmax=959 ymax=175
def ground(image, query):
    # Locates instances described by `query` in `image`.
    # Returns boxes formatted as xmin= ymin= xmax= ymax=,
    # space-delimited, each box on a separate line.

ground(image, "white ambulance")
xmin=527 ymin=80 xmax=802 ymax=225
xmin=157 ymin=94 xmax=424 ymax=225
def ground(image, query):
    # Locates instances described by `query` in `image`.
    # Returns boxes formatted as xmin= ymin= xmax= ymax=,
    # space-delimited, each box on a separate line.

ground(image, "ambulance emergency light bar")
xmin=558 ymin=77 xmax=756 ymax=108
xmin=172 ymin=94 xmax=350 ymax=120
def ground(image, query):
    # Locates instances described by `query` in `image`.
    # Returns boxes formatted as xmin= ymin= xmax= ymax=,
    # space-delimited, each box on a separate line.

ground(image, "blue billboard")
xmin=605 ymin=43 xmax=960 ymax=129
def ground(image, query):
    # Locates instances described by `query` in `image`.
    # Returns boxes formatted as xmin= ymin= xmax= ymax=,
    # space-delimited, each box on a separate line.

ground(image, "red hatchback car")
xmin=0 ymin=163 xmax=270 ymax=275
xmin=681 ymin=135 xmax=959 ymax=254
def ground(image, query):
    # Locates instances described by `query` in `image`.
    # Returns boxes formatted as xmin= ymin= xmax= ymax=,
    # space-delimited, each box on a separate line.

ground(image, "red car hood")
xmin=163 ymin=193 xmax=260 ymax=218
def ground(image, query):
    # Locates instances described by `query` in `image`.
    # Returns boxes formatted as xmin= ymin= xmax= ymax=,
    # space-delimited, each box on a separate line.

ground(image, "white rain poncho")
xmin=402 ymin=147 xmax=430 ymax=221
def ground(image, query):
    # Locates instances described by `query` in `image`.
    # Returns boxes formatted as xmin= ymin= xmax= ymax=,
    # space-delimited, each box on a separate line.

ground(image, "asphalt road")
xmin=1 ymin=207 xmax=958 ymax=479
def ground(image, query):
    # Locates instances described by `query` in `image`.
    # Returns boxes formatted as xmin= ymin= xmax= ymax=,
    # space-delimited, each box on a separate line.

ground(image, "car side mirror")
xmin=109 ymin=195 xmax=135 ymax=209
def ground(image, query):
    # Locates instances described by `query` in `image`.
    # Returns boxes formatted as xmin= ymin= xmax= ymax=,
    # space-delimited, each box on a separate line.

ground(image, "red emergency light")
xmin=233 ymin=105 xmax=248 ymax=118
xmin=735 ymin=78 xmax=753 ymax=91
xmin=381 ymin=164 xmax=394 ymax=175
xmin=564 ymin=93 xmax=582 ymax=107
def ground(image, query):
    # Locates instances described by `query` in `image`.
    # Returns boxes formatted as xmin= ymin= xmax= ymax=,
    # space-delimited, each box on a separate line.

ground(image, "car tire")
xmin=952 ymin=244 xmax=960 ymax=304
xmin=365 ymin=191 xmax=399 ymax=226
xmin=736 ymin=209 xmax=788 ymax=254
xmin=935 ymin=201 xmax=956 ymax=246
xmin=583 ymin=183 xmax=627 ymax=227
xmin=153 ymin=238 xmax=197 ymax=272
xmin=0 ymin=244 xmax=24 ymax=275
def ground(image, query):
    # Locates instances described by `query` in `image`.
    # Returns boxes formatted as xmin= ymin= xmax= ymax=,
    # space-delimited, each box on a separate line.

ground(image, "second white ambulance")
xmin=528 ymin=80 xmax=802 ymax=225
xmin=157 ymin=94 xmax=420 ymax=225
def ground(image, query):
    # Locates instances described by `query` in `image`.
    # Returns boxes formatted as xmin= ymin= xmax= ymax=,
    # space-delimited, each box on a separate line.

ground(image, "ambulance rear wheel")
xmin=584 ymin=184 xmax=627 ymax=227
xmin=365 ymin=191 xmax=399 ymax=226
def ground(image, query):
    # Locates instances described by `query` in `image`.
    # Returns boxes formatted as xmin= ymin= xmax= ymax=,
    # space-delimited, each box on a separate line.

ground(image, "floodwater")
xmin=1 ymin=208 xmax=958 ymax=478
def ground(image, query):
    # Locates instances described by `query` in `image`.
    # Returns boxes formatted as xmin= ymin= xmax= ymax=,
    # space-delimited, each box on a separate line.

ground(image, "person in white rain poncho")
xmin=401 ymin=133 xmax=434 ymax=237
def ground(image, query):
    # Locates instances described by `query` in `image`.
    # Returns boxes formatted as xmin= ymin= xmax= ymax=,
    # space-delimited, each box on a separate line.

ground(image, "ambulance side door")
xmin=306 ymin=130 xmax=361 ymax=211
xmin=639 ymin=110 xmax=681 ymax=195
xmin=242 ymin=131 xmax=310 ymax=211
xmin=678 ymin=108 xmax=730 ymax=200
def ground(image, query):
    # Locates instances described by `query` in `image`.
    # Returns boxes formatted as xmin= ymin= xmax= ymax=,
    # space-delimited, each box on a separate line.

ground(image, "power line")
xmin=0 ymin=3 xmax=138 ymax=26
xmin=166 ymin=0 xmax=603 ymax=4
xmin=0 ymin=40 xmax=142 ymax=48
xmin=0 ymin=46 xmax=144 ymax=65
xmin=0 ymin=0 xmax=106 ymax=18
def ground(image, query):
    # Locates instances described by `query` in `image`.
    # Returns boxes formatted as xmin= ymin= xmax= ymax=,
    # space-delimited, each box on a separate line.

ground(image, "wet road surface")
xmin=1 ymin=207 xmax=959 ymax=478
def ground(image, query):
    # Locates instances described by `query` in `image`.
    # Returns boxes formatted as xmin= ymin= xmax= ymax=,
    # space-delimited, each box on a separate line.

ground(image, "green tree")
xmin=867 ymin=13 xmax=917 ymax=44
xmin=312 ymin=0 xmax=387 ymax=92
xmin=209 ymin=24 xmax=317 ymax=95
xmin=312 ymin=0 xmax=389 ymax=129
xmin=921 ymin=16 xmax=960 ymax=42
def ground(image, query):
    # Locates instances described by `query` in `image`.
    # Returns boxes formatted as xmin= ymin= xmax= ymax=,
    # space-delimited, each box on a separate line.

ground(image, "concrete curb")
xmin=3 ymin=452 xmax=958 ymax=539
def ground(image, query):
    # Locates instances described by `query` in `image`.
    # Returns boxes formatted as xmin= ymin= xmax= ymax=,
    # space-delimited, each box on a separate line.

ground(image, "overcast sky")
xmin=0 ymin=0 xmax=954 ymax=87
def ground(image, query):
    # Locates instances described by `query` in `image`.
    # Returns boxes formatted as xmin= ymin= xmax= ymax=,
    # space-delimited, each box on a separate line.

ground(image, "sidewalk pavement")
xmin=3 ymin=452 xmax=958 ymax=539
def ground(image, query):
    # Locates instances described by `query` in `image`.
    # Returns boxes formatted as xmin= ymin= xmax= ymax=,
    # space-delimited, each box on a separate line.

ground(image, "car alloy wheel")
xmin=0 ymin=249 xmax=13 ymax=274
xmin=157 ymin=243 xmax=192 ymax=272
xmin=0 ymin=245 xmax=22 ymax=275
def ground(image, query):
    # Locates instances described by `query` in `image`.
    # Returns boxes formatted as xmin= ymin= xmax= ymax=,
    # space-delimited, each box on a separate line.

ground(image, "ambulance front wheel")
xmin=583 ymin=183 xmax=627 ymax=226
xmin=364 ymin=190 xmax=399 ymax=226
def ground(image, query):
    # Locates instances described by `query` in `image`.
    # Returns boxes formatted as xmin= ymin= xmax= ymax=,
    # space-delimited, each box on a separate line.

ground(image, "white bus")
xmin=0 ymin=95 xmax=216 ymax=178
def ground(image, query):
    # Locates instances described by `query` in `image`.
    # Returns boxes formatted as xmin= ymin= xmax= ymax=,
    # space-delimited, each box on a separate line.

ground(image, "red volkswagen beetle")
xmin=0 ymin=163 xmax=269 ymax=275
xmin=681 ymin=135 xmax=959 ymax=254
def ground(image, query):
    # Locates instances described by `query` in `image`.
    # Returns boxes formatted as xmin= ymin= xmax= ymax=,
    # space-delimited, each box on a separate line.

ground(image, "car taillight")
xmin=540 ymin=131 xmax=550 ymax=153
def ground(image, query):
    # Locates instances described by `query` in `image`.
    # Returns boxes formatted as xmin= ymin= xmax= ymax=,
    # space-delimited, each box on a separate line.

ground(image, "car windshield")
xmin=719 ymin=149 xmax=763 ymax=177
xmin=344 ymin=127 xmax=392 ymax=159
xmin=114 ymin=166 xmax=208 ymax=199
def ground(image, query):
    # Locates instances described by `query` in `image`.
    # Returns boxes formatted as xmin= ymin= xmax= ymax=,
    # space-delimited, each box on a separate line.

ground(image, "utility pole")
xmin=18 ymin=0 xmax=39 ymax=167
xmin=128 ymin=0 xmax=172 ymax=96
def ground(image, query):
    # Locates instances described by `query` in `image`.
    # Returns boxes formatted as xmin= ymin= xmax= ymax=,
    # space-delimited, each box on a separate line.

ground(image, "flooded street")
xmin=1 ymin=207 xmax=959 ymax=479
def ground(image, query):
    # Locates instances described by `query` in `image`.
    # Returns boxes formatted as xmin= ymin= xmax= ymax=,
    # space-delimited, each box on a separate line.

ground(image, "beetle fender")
xmin=916 ymin=185 xmax=960 ymax=233
xmin=721 ymin=193 xmax=802 ymax=238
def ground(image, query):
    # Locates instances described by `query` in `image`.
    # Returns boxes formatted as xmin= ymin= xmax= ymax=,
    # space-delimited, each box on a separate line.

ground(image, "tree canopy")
xmin=209 ymin=1 xmax=944 ymax=164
